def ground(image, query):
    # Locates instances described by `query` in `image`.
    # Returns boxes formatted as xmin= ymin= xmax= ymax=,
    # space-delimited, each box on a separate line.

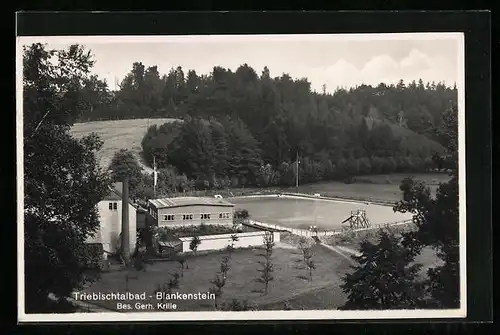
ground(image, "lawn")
xmin=70 ymin=118 xmax=178 ymax=172
xmin=281 ymin=173 xmax=450 ymax=203
xmin=82 ymin=244 xmax=352 ymax=312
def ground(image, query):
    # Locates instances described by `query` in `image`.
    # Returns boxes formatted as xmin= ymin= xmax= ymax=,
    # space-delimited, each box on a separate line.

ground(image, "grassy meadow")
xmin=286 ymin=173 xmax=451 ymax=203
xmin=70 ymin=118 xmax=178 ymax=173
xmin=83 ymin=245 xmax=351 ymax=311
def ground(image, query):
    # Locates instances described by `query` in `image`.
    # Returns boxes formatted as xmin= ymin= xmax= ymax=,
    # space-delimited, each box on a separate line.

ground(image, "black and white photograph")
xmin=17 ymin=32 xmax=466 ymax=322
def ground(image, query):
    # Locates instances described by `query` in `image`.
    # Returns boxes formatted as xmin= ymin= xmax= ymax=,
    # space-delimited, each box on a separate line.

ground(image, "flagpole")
xmin=153 ymin=155 xmax=157 ymax=198
xmin=296 ymin=150 xmax=299 ymax=194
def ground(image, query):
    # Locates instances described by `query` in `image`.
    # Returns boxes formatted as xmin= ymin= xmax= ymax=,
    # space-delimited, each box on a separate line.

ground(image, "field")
xmin=230 ymin=196 xmax=413 ymax=231
xmin=70 ymin=118 xmax=178 ymax=172
xmin=282 ymin=173 xmax=451 ymax=203
xmin=182 ymin=172 xmax=449 ymax=204
xmin=82 ymin=245 xmax=352 ymax=311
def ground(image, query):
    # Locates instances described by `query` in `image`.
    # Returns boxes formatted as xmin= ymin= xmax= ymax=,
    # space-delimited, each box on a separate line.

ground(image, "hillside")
xmin=370 ymin=118 xmax=446 ymax=155
xmin=72 ymin=62 xmax=456 ymax=188
xmin=71 ymin=116 xmax=446 ymax=180
xmin=70 ymin=118 xmax=178 ymax=172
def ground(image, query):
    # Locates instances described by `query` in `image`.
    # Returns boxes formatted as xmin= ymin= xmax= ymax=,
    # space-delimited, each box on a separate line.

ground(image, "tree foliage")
xmin=73 ymin=62 xmax=456 ymax=188
xmin=108 ymin=149 xmax=143 ymax=199
xmin=189 ymin=235 xmax=201 ymax=254
xmin=220 ymin=299 xmax=257 ymax=311
xmin=340 ymin=104 xmax=460 ymax=309
xmin=256 ymin=233 xmax=275 ymax=294
xmin=23 ymin=43 xmax=111 ymax=312
xmin=226 ymin=233 xmax=239 ymax=257
xmin=339 ymin=231 xmax=425 ymax=310
xmin=394 ymin=104 xmax=460 ymax=308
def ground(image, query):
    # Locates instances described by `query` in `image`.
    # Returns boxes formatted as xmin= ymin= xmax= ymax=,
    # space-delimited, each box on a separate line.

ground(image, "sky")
xmin=20 ymin=34 xmax=463 ymax=93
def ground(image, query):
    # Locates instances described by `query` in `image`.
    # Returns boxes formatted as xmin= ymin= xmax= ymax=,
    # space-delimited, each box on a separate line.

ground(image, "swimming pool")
xmin=230 ymin=196 xmax=413 ymax=230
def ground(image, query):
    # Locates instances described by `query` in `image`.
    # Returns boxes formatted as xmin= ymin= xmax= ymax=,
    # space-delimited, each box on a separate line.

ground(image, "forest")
xmin=79 ymin=62 xmax=457 ymax=193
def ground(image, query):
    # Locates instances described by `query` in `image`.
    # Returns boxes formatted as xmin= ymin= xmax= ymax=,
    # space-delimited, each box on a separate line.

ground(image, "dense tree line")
xmin=76 ymin=61 xmax=456 ymax=189
xmin=78 ymin=62 xmax=456 ymax=145
xmin=140 ymin=111 xmax=450 ymax=189
xmin=23 ymin=44 xmax=111 ymax=312
xmin=341 ymin=104 xmax=459 ymax=309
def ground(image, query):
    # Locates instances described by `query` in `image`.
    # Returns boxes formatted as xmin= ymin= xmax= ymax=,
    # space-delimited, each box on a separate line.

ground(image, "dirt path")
xmin=335 ymin=245 xmax=362 ymax=257
xmin=318 ymin=243 xmax=357 ymax=266
xmin=134 ymin=152 xmax=154 ymax=175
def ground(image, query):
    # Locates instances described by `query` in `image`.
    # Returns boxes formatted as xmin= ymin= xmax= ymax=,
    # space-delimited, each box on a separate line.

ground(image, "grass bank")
xmin=83 ymin=245 xmax=351 ymax=311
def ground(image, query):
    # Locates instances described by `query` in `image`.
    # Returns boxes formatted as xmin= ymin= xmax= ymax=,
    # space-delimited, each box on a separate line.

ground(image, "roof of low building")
xmin=101 ymin=182 xmax=137 ymax=208
xmin=102 ymin=189 xmax=122 ymax=201
xmin=148 ymin=196 xmax=234 ymax=209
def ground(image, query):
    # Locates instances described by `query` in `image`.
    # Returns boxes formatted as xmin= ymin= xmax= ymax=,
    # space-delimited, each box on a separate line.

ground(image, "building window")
xmin=219 ymin=213 xmax=231 ymax=219
xmin=109 ymin=203 xmax=113 ymax=210
xmin=113 ymin=203 xmax=117 ymax=210
xmin=182 ymin=214 xmax=193 ymax=220
xmin=150 ymin=208 xmax=158 ymax=219
xmin=164 ymin=215 xmax=175 ymax=221
xmin=201 ymin=214 xmax=211 ymax=220
xmin=109 ymin=202 xmax=118 ymax=211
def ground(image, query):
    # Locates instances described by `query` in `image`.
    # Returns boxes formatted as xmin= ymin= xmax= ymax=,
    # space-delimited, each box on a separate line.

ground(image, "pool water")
xmin=230 ymin=197 xmax=412 ymax=230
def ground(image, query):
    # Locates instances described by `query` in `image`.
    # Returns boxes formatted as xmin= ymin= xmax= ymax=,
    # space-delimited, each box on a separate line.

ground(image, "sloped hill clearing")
xmin=70 ymin=118 xmax=178 ymax=172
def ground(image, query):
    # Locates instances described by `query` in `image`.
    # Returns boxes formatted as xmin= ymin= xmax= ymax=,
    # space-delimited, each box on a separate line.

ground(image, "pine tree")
xmin=340 ymin=231 xmax=425 ymax=310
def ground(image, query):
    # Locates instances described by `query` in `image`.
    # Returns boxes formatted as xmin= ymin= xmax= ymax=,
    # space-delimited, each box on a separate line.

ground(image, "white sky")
xmin=19 ymin=34 xmax=462 ymax=93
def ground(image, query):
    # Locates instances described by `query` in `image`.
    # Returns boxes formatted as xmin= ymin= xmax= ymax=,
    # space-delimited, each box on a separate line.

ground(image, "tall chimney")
xmin=121 ymin=177 xmax=130 ymax=264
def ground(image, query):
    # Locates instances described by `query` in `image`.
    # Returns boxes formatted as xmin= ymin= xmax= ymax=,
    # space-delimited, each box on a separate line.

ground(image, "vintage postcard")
xmin=17 ymin=32 xmax=466 ymax=322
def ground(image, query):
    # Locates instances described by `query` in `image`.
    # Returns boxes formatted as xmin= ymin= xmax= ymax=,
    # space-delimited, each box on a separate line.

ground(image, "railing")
xmin=231 ymin=191 xmax=396 ymax=207
xmin=248 ymin=219 xmax=414 ymax=238
xmin=280 ymin=192 xmax=396 ymax=206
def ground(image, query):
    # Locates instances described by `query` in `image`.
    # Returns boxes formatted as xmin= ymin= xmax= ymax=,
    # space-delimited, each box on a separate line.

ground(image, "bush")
xmin=387 ymin=157 xmax=397 ymax=172
xmin=84 ymin=243 xmax=104 ymax=270
xmin=132 ymin=250 xmax=147 ymax=271
xmin=234 ymin=209 xmax=250 ymax=219
xmin=357 ymin=157 xmax=372 ymax=175
xmin=158 ymin=228 xmax=170 ymax=242
xmin=220 ymin=299 xmax=257 ymax=311
xmin=157 ymin=224 xmax=240 ymax=240
xmin=343 ymin=176 xmax=355 ymax=184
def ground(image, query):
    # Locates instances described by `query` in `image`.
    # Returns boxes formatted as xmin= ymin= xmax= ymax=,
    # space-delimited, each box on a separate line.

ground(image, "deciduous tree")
xmin=108 ymin=149 xmax=143 ymax=199
xmin=256 ymin=233 xmax=275 ymax=294
xmin=189 ymin=235 xmax=201 ymax=255
xmin=394 ymin=104 xmax=459 ymax=308
xmin=23 ymin=43 xmax=111 ymax=312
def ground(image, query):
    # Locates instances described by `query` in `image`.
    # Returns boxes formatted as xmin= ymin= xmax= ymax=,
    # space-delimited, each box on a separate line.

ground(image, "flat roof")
xmin=148 ymin=196 xmax=234 ymax=209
